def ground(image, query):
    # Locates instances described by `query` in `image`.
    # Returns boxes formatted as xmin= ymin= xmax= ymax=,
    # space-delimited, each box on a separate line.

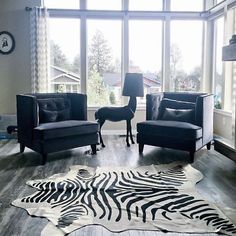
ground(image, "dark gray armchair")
xmin=137 ymin=92 xmax=214 ymax=162
xmin=17 ymin=93 xmax=99 ymax=164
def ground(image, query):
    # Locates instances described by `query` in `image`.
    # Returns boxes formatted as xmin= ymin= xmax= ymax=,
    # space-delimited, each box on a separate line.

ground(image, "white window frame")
xmin=45 ymin=0 xmax=214 ymax=108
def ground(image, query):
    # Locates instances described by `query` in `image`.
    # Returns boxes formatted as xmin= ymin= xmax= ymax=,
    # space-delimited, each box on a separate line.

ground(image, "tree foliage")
xmin=170 ymin=44 xmax=182 ymax=78
xmin=72 ymin=54 xmax=80 ymax=74
xmin=88 ymin=30 xmax=113 ymax=76
xmin=109 ymin=91 xmax=116 ymax=104
xmin=170 ymin=44 xmax=201 ymax=92
xmin=87 ymin=71 xmax=109 ymax=106
xmin=50 ymin=41 xmax=70 ymax=70
xmin=87 ymin=30 xmax=116 ymax=105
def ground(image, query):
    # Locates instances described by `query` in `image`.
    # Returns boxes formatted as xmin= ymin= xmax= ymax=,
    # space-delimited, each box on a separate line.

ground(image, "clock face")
xmin=0 ymin=31 xmax=15 ymax=55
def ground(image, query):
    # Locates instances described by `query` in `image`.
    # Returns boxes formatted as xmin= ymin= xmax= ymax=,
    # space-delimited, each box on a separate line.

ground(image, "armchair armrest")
xmin=16 ymin=94 xmax=38 ymax=144
xmin=67 ymin=93 xmax=87 ymax=120
xmin=146 ymin=93 xmax=164 ymax=120
xmin=195 ymin=94 xmax=214 ymax=145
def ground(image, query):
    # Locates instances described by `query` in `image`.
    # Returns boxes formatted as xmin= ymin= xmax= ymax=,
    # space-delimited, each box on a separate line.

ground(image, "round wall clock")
xmin=0 ymin=31 xmax=15 ymax=55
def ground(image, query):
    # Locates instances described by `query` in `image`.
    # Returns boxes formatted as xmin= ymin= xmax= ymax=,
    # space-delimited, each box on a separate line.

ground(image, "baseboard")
xmin=214 ymin=138 xmax=236 ymax=162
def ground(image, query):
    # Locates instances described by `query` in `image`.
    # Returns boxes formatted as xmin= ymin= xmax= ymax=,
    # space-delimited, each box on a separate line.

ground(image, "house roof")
xmin=50 ymin=65 xmax=80 ymax=84
xmin=103 ymin=73 xmax=161 ymax=88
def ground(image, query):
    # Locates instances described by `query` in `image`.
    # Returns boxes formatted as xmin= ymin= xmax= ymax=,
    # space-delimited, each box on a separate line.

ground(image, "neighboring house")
xmin=50 ymin=65 xmax=80 ymax=93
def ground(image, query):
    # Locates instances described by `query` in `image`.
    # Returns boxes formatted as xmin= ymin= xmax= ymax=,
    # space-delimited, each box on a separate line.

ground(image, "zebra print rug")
xmin=12 ymin=163 xmax=236 ymax=235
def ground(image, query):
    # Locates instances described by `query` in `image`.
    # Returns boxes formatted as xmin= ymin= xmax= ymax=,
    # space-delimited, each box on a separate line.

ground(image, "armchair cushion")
xmin=161 ymin=108 xmax=195 ymax=123
xmin=158 ymin=98 xmax=195 ymax=116
xmin=37 ymin=98 xmax=71 ymax=123
xmin=34 ymin=120 xmax=99 ymax=140
xmin=137 ymin=120 xmax=202 ymax=140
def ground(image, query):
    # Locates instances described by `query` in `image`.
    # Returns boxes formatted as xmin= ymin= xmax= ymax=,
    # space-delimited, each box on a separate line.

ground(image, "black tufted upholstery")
xmin=37 ymin=98 xmax=71 ymax=123
xmin=17 ymin=93 xmax=98 ymax=164
xmin=137 ymin=92 xmax=214 ymax=162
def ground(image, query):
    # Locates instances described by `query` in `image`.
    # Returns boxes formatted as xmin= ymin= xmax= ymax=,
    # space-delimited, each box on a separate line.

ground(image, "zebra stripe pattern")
xmin=13 ymin=164 xmax=236 ymax=235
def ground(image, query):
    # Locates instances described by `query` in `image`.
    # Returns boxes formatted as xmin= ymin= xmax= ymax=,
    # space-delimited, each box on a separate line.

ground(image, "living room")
xmin=0 ymin=0 xmax=236 ymax=235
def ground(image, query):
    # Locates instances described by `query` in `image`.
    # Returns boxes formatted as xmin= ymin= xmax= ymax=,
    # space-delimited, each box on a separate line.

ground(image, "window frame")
xmin=46 ymin=0 xmax=220 ymax=108
xmin=212 ymin=15 xmax=225 ymax=110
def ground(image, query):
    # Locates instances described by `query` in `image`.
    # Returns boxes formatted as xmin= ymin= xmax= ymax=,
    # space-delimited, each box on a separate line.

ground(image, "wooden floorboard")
xmin=0 ymin=135 xmax=235 ymax=236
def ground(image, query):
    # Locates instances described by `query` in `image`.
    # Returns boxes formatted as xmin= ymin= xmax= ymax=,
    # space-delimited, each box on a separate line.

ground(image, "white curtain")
xmin=30 ymin=7 xmax=50 ymax=93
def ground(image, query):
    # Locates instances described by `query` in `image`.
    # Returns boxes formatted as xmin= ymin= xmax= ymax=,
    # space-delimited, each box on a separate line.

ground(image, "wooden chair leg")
xmin=206 ymin=142 xmax=211 ymax=150
xmin=139 ymin=143 xmax=144 ymax=153
xmin=189 ymin=152 xmax=195 ymax=163
xmin=20 ymin=144 xmax=25 ymax=153
xmin=42 ymin=153 xmax=47 ymax=165
xmin=91 ymin=144 xmax=97 ymax=155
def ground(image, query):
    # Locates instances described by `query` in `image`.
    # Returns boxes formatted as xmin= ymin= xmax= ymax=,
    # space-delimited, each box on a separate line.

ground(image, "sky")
xmin=47 ymin=0 xmax=204 ymax=74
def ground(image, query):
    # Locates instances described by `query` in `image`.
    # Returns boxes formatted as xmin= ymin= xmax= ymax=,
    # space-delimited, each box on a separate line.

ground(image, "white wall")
xmin=0 ymin=0 xmax=40 ymax=115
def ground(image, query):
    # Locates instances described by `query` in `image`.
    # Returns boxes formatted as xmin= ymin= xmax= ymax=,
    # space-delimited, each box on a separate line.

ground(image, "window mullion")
xmin=122 ymin=0 xmax=129 ymax=105
xmin=163 ymin=0 xmax=170 ymax=92
xmin=80 ymin=0 xmax=87 ymax=93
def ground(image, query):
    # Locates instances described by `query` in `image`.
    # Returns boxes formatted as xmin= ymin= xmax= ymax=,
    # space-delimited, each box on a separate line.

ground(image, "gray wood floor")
xmin=0 ymin=135 xmax=235 ymax=236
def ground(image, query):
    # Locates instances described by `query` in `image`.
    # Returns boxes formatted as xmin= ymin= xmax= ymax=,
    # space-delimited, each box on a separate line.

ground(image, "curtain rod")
xmin=25 ymin=7 xmax=46 ymax=11
xmin=25 ymin=7 xmax=32 ymax=11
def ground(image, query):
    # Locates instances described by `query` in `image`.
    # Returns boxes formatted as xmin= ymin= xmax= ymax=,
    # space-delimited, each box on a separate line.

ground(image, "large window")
xmin=170 ymin=20 xmax=203 ymax=92
xmin=45 ymin=1 xmax=209 ymax=108
xmin=129 ymin=20 xmax=162 ymax=105
xmin=213 ymin=17 xmax=224 ymax=109
xmin=49 ymin=18 xmax=80 ymax=93
xmin=87 ymin=20 xmax=122 ymax=106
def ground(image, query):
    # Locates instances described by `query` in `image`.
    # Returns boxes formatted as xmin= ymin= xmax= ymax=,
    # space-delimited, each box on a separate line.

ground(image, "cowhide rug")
xmin=12 ymin=163 xmax=236 ymax=235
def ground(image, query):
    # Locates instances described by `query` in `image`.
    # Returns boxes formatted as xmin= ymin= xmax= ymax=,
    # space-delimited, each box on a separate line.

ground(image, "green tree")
xmin=170 ymin=44 xmax=184 ymax=91
xmin=72 ymin=54 xmax=80 ymax=74
xmin=170 ymin=44 xmax=182 ymax=79
xmin=188 ymin=67 xmax=201 ymax=91
xmin=87 ymin=30 xmax=115 ymax=105
xmin=88 ymin=71 xmax=109 ymax=106
xmin=50 ymin=41 xmax=71 ymax=70
xmin=88 ymin=30 xmax=112 ymax=76
xmin=174 ymin=70 xmax=187 ymax=91
xmin=109 ymin=91 xmax=116 ymax=104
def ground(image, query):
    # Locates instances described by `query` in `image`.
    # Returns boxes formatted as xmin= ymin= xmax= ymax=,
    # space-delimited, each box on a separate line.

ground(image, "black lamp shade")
xmin=122 ymin=73 xmax=144 ymax=97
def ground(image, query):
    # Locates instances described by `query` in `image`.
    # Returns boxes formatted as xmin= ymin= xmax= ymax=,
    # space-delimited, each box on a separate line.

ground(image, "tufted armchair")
xmin=137 ymin=92 xmax=214 ymax=162
xmin=17 ymin=93 xmax=99 ymax=164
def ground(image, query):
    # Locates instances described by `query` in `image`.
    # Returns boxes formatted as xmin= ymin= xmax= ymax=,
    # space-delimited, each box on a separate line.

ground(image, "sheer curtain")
xmin=30 ymin=7 xmax=50 ymax=93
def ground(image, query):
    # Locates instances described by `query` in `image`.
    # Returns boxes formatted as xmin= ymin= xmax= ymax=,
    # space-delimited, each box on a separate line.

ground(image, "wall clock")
xmin=0 ymin=31 xmax=15 ymax=55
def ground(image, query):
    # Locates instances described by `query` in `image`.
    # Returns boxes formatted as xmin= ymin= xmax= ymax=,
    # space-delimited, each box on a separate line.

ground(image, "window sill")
xmin=214 ymin=109 xmax=232 ymax=117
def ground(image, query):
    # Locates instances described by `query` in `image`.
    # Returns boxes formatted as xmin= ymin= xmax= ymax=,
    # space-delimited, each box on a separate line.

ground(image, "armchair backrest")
xmin=17 ymin=93 xmax=87 ymax=144
xmin=17 ymin=94 xmax=38 ymax=145
xmin=30 ymin=93 xmax=87 ymax=121
xmin=146 ymin=92 xmax=214 ymax=145
xmin=164 ymin=92 xmax=206 ymax=103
